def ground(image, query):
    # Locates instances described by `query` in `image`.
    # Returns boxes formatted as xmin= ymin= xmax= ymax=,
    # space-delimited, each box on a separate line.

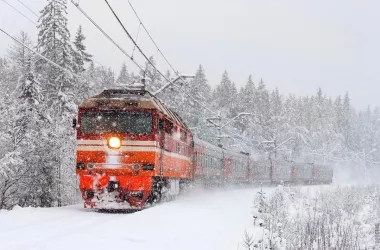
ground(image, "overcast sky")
xmin=1 ymin=0 xmax=379 ymax=110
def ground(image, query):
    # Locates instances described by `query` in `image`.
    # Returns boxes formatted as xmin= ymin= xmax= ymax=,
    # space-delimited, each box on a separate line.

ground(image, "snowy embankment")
xmin=3 ymin=183 xmax=378 ymax=250
xmin=242 ymin=185 xmax=379 ymax=250
xmin=0 ymin=187 xmax=261 ymax=250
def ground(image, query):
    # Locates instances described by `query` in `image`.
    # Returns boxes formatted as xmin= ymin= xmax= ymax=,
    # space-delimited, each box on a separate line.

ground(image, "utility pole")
xmin=261 ymin=137 xmax=294 ymax=183
xmin=207 ymin=112 xmax=250 ymax=147
xmin=362 ymin=148 xmax=377 ymax=183
xmin=262 ymin=137 xmax=295 ymax=159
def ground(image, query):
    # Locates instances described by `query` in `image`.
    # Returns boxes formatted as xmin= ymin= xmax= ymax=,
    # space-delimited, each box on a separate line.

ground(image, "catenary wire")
xmin=131 ymin=22 xmax=141 ymax=59
xmin=1 ymin=0 xmax=37 ymax=25
xmin=0 ymin=27 xmax=81 ymax=78
xmin=17 ymin=0 xmax=39 ymax=18
xmin=125 ymin=1 xmax=218 ymax=115
xmin=103 ymin=0 xmax=171 ymax=83
xmin=74 ymin=0 xmax=217 ymax=116
xmin=0 ymin=27 xmax=106 ymax=89
xmin=104 ymin=0 xmax=215 ymax=114
xmin=70 ymin=0 xmax=144 ymax=72
xmin=3 ymin=1 xmax=216 ymax=117
xmin=4 ymin=0 xmax=106 ymax=69
xmin=127 ymin=0 xmax=177 ymax=75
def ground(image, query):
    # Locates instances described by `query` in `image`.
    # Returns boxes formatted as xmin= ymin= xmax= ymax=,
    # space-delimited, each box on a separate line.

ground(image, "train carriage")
xmin=223 ymin=150 xmax=250 ymax=183
xmin=271 ymin=160 xmax=293 ymax=183
xmin=250 ymin=161 xmax=271 ymax=184
xmin=193 ymin=138 xmax=224 ymax=185
xmin=312 ymin=164 xmax=333 ymax=184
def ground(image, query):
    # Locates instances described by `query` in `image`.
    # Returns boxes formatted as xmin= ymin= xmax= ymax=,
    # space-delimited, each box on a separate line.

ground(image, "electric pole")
xmin=207 ymin=112 xmax=250 ymax=147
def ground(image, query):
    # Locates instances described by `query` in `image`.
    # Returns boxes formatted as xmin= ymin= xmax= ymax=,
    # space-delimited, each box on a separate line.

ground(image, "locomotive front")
xmin=75 ymin=89 xmax=164 ymax=210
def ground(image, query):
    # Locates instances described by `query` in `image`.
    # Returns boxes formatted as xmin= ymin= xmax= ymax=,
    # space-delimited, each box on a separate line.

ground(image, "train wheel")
xmin=147 ymin=180 xmax=163 ymax=205
xmin=151 ymin=189 xmax=162 ymax=203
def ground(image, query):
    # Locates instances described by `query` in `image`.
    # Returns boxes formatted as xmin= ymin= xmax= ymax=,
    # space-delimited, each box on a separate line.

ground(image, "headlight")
xmin=133 ymin=164 xmax=140 ymax=170
xmin=108 ymin=137 xmax=121 ymax=149
xmin=87 ymin=163 xmax=95 ymax=169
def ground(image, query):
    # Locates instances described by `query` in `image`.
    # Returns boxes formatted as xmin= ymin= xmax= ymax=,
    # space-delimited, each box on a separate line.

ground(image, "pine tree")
xmin=239 ymin=75 xmax=256 ymax=114
xmin=190 ymin=65 xmax=211 ymax=102
xmin=0 ymin=32 xmax=48 ymax=208
xmin=116 ymin=62 xmax=129 ymax=86
xmin=36 ymin=0 xmax=78 ymax=206
xmin=342 ymin=92 xmax=355 ymax=152
xmin=140 ymin=56 xmax=162 ymax=92
xmin=184 ymin=65 xmax=212 ymax=132
xmin=72 ymin=25 xmax=92 ymax=73
xmin=270 ymin=88 xmax=282 ymax=117
xmin=334 ymin=95 xmax=343 ymax=134
xmin=213 ymin=71 xmax=238 ymax=117
xmin=255 ymin=79 xmax=271 ymax=140
xmin=100 ymin=67 xmax=115 ymax=88
xmin=37 ymin=0 xmax=75 ymax=92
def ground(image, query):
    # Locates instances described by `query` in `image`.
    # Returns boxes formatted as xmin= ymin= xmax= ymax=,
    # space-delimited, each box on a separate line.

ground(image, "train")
xmin=74 ymin=86 xmax=333 ymax=210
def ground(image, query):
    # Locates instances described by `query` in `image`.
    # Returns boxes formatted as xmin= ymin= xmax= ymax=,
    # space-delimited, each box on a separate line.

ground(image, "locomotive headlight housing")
xmin=108 ymin=137 xmax=121 ymax=149
xmin=87 ymin=163 xmax=95 ymax=170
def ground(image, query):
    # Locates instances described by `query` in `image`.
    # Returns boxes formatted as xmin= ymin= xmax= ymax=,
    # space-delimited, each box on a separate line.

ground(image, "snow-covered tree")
xmin=72 ymin=25 xmax=92 ymax=74
xmin=212 ymin=71 xmax=238 ymax=118
xmin=116 ymin=62 xmax=129 ymax=86
xmin=140 ymin=56 xmax=162 ymax=92
xmin=36 ymin=0 xmax=78 ymax=207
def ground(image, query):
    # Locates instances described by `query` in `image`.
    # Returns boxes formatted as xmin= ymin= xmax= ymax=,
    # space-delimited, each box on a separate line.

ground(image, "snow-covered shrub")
xmin=243 ymin=185 xmax=379 ymax=250
xmin=242 ymin=187 xmax=287 ymax=250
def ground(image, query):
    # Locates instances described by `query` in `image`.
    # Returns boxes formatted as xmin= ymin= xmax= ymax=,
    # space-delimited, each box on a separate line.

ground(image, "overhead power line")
xmin=0 ymin=27 xmax=108 ymax=91
xmin=17 ymin=0 xmax=39 ymax=18
xmin=124 ymin=1 xmax=218 ymax=115
xmin=1 ymin=0 xmax=37 ymax=25
xmin=71 ymin=0 xmax=216 ymax=116
xmin=4 ymin=0 xmax=105 ymax=69
xmin=1 ymin=0 xmax=213 ymax=119
xmin=103 ymin=0 xmax=172 ymax=83
xmin=0 ymin=28 xmax=82 ymax=78
xmin=127 ymin=0 xmax=177 ymax=75
xmin=70 ymin=0 xmax=144 ymax=72
xmin=104 ymin=0 xmax=217 ymax=116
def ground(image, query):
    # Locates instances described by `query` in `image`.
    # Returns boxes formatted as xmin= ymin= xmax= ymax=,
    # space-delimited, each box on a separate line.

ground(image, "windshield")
xmin=80 ymin=111 xmax=152 ymax=134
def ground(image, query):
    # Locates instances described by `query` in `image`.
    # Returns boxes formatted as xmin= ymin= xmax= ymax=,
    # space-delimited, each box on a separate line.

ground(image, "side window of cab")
xmin=158 ymin=117 xmax=164 ymax=131
xmin=164 ymin=119 xmax=173 ymax=134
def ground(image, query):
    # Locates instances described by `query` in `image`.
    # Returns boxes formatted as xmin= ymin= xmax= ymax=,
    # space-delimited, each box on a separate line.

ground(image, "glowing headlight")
xmin=108 ymin=137 xmax=121 ymax=149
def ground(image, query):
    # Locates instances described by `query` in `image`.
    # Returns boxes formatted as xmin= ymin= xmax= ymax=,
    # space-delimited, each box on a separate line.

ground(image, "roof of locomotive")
xmin=78 ymin=88 xmax=188 ymax=129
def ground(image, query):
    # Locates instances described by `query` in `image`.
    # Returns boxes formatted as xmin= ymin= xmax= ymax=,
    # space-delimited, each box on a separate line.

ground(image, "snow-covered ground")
xmin=0 ymin=186 xmax=262 ymax=250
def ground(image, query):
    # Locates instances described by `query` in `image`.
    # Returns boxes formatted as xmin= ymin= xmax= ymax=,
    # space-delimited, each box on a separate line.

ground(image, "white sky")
xmin=0 ymin=0 xmax=379 ymax=110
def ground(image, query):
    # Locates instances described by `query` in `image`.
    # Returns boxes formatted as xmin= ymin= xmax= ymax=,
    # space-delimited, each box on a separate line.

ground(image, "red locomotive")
xmin=74 ymin=87 xmax=333 ymax=210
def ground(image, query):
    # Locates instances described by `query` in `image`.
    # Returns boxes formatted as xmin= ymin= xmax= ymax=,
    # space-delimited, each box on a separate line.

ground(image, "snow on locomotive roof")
xmin=78 ymin=89 xmax=188 ymax=129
